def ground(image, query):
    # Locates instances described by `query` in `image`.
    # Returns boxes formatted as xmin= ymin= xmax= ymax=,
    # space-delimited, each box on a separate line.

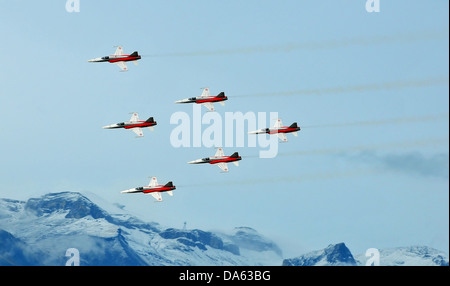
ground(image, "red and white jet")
xmin=175 ymin=88 xmax=227 ymax=111
xmin=102 ymin=112 xmax=157 ymax=137
xmin=88 ymin=46 xmax=141 ymax=72
xmin=248 ymin=118 xmax=301 ymax=142
xmin=121 ymin=176 xmax=176 ymax=202
xmin=188 ymin=147 xmax=242 ymax=172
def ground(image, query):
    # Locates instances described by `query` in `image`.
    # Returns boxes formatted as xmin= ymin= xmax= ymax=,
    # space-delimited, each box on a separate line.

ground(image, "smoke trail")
xmin=178 ymin=138 xmax=449 ymax=188
xmin=278 ymin=137 xmax=449 ymax=158
xmin=302 ymin=113 xmax=449 ymax=129
xmin=181 ymin=167 xmax=391 ymax=188
xmin=148 ymin=28 xmax=448 ymax=57
xmin=237 ymin=77 xmax=449 ymax=98
xmin=266 ymin=168 xmax=382 ymax=184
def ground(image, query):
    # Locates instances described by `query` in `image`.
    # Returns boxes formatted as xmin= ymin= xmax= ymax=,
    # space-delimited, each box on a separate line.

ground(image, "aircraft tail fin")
xmin=130 ymin=51 xmax=139 ymax=57
xmin=230 ymin=152 xmax=240 ymax=158
xmin=289 ymin=122 xmax=298 ymax=129
xmin=216 ymin=92 xmax=226 ymax=98
xmin=164 ymin=181 xmax=174 ymax=188
xmin=145 ymin=117 xmax=156 ymax=124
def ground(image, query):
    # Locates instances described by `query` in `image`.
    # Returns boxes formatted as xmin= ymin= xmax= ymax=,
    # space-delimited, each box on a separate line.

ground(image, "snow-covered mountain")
xmin=354 ymin=246 xmax=449 ymax=266
xmin=282 ymin=243 xmax=357 ymax=266
xmin=1 ymin=192 xmax=448 ymax=266
xmin=283 ymin=243 xmax=449 ymax=266
xmin=0 ymin=192 xmax=282 ymax=266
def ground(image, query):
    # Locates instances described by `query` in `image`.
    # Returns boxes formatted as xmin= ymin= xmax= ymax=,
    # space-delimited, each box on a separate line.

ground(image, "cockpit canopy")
xmin=189 ymin=97 xmax=197 ymax=100
xmin=136 ymin=187 xmax=144 ymax=191
xmin=202 ymin=157 xmax=210 ymax=161
xmin=101 ymin=56 xmax=110 ymax=60
xmin=117 ymin=122 xmax=125 ymax=126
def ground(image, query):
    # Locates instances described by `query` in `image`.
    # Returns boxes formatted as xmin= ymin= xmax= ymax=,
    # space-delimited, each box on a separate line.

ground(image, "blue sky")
xmin=0 ymin=1 xmax=448 ymax=258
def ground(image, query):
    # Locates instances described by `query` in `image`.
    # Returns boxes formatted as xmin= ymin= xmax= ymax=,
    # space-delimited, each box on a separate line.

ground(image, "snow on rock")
xmin=2 ymin=192 xmax=447 ymax=266
xmin=354 ymin=246 xmax=449 ymax=266
xmin=283 ymin=242 xmax=357 ymax=266
xmin=0 ymin=192 xmax=282 ymax=266
xmin=283 ymin=243 xmax=449 ymax=266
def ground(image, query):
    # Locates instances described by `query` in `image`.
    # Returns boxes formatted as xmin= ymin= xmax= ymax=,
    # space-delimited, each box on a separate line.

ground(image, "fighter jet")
xmin=248 ymin=118 xmax=300 ymax=142
xmin=188 ymin=147 xmax=241 ymax=172
xmin=121 ymin=177 xmax=176 ymax=202
xmin=102 ymin=112 xmax=157 ymax=137
xmin=88 ymin=46 xmax=141 ymax=72
xmin=175 ymin=88 xmax=227 ymax=111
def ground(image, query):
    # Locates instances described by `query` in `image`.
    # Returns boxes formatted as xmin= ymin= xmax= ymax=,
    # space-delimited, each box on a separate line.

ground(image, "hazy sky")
xmin=0 ymin=1 xmax=448 ymax=258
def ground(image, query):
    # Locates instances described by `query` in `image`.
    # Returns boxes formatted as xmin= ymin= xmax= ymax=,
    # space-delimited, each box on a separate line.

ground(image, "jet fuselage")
xmin=267 ymin=126 xmax=301 ymax=134
xmin=175 ymin=92 xmax=228 ymax=104
xmin=88 ymin=53 xmax=141 ymax=63
xmin=188 ymin=154 xmax=242 ymax=165
xmin=249 ymin=123 xmax=300 ymax=135
xmin=102 ymin=120 xmax=157 ymax=130
xmin=121 ymin=184 xmax=176 ymax=194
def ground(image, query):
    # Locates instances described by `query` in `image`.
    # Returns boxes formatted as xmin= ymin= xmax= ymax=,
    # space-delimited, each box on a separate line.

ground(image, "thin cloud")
xmin=354 ymin=151 xmax=449 ymax=179
xmin=279 ymin=138 xmax=449 ymax=157
xmin=148 ymin=28 xmax=448 ymax=58
xmin=237 ymin=77 xmax=449 ymax=98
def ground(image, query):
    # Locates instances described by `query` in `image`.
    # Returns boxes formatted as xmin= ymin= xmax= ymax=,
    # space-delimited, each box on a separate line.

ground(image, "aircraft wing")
xmin=131 ymin=127 xmax=143 ymax=137
xmin=217 ymin=163 xmax=229 ymax=172
xmin=149 ymin=177 xmax=158 ymax=187
xmin=130 ymin=112 xmax=140 ymax=122
xmin=201 ymin=102 xmax=215 ymax=111
xmin=116 ymin=61 xmax=128 ymax=71
xmin=277 ymin=133 xmax=288 ymax=142
xmin=201 ymin=87 xmax=210 ymax=97
xmin=215 ymin=147 xmax=224 ymax=157
xmin=274 ymin=118 xmax=283 ymax=129
xmin=114 ymin=46 xmax=124 ymax=56
xmin=149 ymin=192 xmax=162 ymax=202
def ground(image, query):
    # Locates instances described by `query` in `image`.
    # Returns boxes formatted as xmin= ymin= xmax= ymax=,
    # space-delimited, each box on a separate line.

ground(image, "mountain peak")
xmin=283 ymin=242 xmax=357 ymax=266
xmin=24 ymin=192 xmax=109 ymax=219
xmin=322 ymin=243 xmax=356 ymax=264
xmin=1 ymin=191 xmax=284 ymax=266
